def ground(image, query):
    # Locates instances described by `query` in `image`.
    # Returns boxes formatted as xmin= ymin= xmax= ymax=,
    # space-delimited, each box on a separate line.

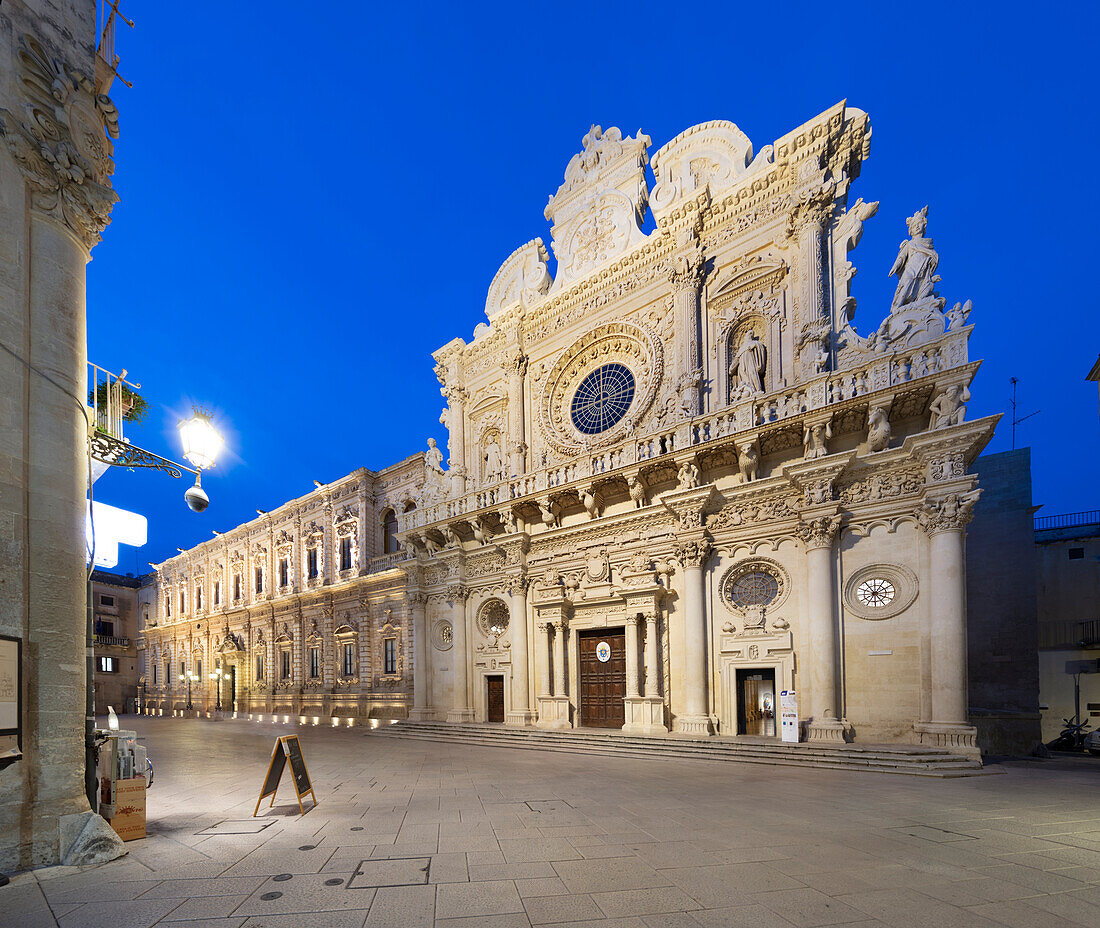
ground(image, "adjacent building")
xmin=90 ymin=571 xmax=144 ymax=715
xmin=145 ymin=102 xmax=1005 ymax=755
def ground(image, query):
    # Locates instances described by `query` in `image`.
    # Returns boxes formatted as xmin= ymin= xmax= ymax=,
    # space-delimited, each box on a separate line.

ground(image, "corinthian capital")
xmin=503 ymin=349 xmax=528 ymax=377
xmin=445 ymin=583 xmax=468 ymax=605
xmin=0 ymin=35 xmax=120 ymax=251
xmin=785 ymin=185 xmax=835 ymax=240
xmin=917 ymin=491 xmax=980 ymax=535
xmin=674 ymin=538 xmax=712 ymax=569
xmin=796 ymin=514 xmax=842 ymax=549
xmin=666 ymin=242 xmax=706 ymax=291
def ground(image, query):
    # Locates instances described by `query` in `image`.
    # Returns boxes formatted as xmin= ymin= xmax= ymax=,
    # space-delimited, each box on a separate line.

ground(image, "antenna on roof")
xmin=1009 ymin=377 xmax=1040 ymax=450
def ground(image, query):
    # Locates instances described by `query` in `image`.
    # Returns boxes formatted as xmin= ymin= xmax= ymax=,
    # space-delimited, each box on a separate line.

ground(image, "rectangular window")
xmin=281 ymin=650 xmax=291 ymax=680
xmin=279 ymin=557 xmax=289 ymax=588
xmin=340 ymin=537 xmax=352 ymax=571
xmin=96 ymin=619 xmax=115 ymax=637
xmin=98 ymin=656 xmax=117 ymax=673
xmin=1069 ymin=547 xmax=1085 ymax=560
xmin=256 ymin=654 xmax=264 ymax=680
xmin=166 ymin=596 xmax=171 ymax=618
xmin=99 ymin=594 xmax=115 ymax=607
xmin=234 ymin=575 xmax=241 ymax=601
xmin=307 ymin=547 xmax=319 ymax=579
xmin=309 ymin=646 xmax=320 ymax=679
xmin=255 ymin=566 xmax=263 ymax=594
xmin=342 ymin=642 xmax=354 ymax=676
xmin=153 ymin=662 xmax=158 ymax=685
xmin=180 ymin=661 xmax=185 ymax=679
xmin=195 ymin=585 xmax=203 ymax=610
xmin=179 ymin=591 xmax=185 ymax=614
xmin=197 ymin=659 xmax=203 ymax=678
xmin=383 ymin=638 xmax=396 ymax=675
xmin=214 ymin=581 xmax=220 ymax=606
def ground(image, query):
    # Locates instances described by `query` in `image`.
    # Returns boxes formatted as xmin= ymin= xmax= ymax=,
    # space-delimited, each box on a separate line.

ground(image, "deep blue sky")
xmin=88 ymin=2 xmax=1100 ymax=575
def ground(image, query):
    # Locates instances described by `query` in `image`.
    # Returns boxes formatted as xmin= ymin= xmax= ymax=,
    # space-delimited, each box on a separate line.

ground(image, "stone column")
xmin=644 ymin=613 xmax=660 ymax=699
xmin=797 ymin=515 xmax=848 ymax=742
xmin=915 ymin=493 xmax=980 ymax=754
xmin=505 ymin=577 xmax=535 ymax=726
xmin=666 ymin=233 xmax=706 ymax=419
xmin=504 ymin=348 xmax=527 ymax=477
xmin=536 ymin=605 xmax=570 ymax=730
xmin=675 ymin=539 xmax=713 ymax=734
xmin=446 ymin=585 xmax=473 ymax=722
xmin=443 ymin=385 xmax=468 ymax=497
xmin=537 ymin=622 xmax=552 ymax=697
xmin=624 ymin=615 xmax=640 ymax=698
xmin=788 ymin=191 xmax=833 ymax=377
xmin=407 ymin=593 xmax=432 ymax=721
xmin=552 ymin=620 xmax=567 ymax=697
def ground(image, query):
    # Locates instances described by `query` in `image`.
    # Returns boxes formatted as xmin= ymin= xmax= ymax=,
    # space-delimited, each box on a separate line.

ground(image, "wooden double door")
xmin=578 ymin=629 xmax=626 ymax=728
xmin=486 ymin=675 xmax=504 ymax=723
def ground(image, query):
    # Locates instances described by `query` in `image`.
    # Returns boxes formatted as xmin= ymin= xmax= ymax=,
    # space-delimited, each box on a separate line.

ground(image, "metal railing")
xmin=88 ymin=362 xmax=139 ymax=440
xmin=1034 ymin=511 xmax=1100 ymax=532
xmin=94 ymin=634 xmax=131 ymax=648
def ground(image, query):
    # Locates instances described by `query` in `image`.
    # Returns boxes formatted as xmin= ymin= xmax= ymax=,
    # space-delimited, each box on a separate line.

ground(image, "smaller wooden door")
xmin=486 ymin=675 xmax=504 ymax=723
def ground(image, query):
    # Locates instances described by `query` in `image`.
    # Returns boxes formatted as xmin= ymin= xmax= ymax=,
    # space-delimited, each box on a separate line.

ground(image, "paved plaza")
xmin=4 ymin=718 xmax=1100 ymax=928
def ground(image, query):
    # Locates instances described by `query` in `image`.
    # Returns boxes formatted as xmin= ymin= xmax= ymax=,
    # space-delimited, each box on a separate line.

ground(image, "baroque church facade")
xmin=143 ymin=101 xmax=995 ymax=753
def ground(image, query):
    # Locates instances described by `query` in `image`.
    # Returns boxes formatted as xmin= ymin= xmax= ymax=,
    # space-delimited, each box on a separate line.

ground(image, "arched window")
xmin=382 ymin=509 xmax=398 ymax=554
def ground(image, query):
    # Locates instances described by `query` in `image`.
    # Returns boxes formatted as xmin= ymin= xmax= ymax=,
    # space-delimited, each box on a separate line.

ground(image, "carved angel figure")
xmin=867 ymin=405 xmax=891 ymax=453
xmin=803 ymin=421 xmax=832 ymax=460
xmin=737 ymin=441 xmax=759 ymax=483
xmin=946 ymin=299 xmax=973 ymax=331
xmin=677 ymin=461 xmax=700 ymax=490
xmin=928 ymin=384 xmax=970 ymax=430
xmin=730 ymin=330 xmax=767 ymax=395
xmin=889 ymin=206 xmax=941 ymax=310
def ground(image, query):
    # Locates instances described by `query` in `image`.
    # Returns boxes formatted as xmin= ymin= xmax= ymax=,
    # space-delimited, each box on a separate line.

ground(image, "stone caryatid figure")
xmin=928 ymin=384 xmax=970 ymax=430
xmin=677 ymin=461 xmax=700 ymax=490
xmin=803 ymin=420 xmax=832 ymax=460
xmin=889 ymin=206 xmax=941 ymax=310
xmin=730 ymin=330 xmax=767 ymax=397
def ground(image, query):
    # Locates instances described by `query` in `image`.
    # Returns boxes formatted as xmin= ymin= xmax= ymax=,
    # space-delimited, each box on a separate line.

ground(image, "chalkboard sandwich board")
xmin=254 ymin=735 xmax=317 ymax=816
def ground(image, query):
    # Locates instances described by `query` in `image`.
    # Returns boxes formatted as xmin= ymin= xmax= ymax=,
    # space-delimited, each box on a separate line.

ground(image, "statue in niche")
xmin=889 ymin=206 xmax=941 ymax=310
xmin=424 ymin=437 xmax=445 ymax=474
xmin=730 ymin=329 xmax=767 ymax=397
xmin=928 ymin=384 xmax=970 ymax=430
xmin=483 ymin=436 xmax=503 ymax=485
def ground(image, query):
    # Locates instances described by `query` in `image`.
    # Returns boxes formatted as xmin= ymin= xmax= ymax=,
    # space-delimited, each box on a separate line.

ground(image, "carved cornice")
xmin=0 ymin=35 xmax=120 ymax=251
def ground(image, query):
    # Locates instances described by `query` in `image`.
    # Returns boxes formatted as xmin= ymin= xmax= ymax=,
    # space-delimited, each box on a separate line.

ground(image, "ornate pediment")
xmin=545 ymin=125 xmax=651 ymax=290
xmin=485 ymin=239 xmax=552 ymax=319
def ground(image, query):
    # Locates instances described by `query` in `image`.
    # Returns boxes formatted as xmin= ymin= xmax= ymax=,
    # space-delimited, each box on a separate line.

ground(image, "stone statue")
xmin=889 ymin=206 xmax=940 ymax=310
xmin=441 ymin=525 xmax=458 ymax=548
xmin=581 ymin=487 xmax=599 ymax=519
xmin=946 ymin=299 xmax=972 ymax=331
xmin=627 ymin=475 xmax=646 ymax=508
xmin=730 ymin=330 xmax=767 ymax=396
xmin=867 ymin=405 xmax=891 ymax=453
xmin=424 ymin=437 xmax=445 ymax=474
xmin=483 ymin=437 xmax=502 ymax=484
xmin=803 ymin=421 xmax=832 ymax=459
xmin=928 ymin=384 xmax=970 ymax=429
xmin=539 ymin=499 xmax=558 ymax=527
xmin=500 ymin=509 xmax=517 ymax=532
xmin=677 ymin=461 xmax=699 ymax=489
xmin=737 ymin=440 xmax=759 ymax=483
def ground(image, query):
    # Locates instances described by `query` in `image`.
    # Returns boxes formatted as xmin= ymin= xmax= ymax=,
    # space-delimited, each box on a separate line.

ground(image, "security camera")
xmin=184 ymin=481 xmax=210 ymax=513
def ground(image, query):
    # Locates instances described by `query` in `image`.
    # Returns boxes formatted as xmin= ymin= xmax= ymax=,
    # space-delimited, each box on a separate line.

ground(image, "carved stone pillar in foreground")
xmin=914 ymin=493 xmax=981 ymax=756
xmin=535 ymin=594 xmax=571 ymax=729
xmin=407 ymin=593 xmax=432 ymax=721
xmin=675 ymin=538 xmax=714 ymax=735
xmin=797 ymin=514 xmax=849 ymax=742
xmin=505 ymin=576 xmax=535 ymax=726
xmin=446 ymin=585 xmax=473 ymax=722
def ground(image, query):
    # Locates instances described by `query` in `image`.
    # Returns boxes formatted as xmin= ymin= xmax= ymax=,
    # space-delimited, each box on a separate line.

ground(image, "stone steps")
xmin=376 ymin=721 xmax=989 ymax=777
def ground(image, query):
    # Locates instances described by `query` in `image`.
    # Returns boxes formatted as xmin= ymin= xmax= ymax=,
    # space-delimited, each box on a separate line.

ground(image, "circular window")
xmin=719 ymin=558 xmax=790 ymax=616
xmin=730 ymin=572 xmax=780 ymax=608
xmin=431 ymin=620 xmax=453 ymax=651
xmin=844 ymin=565 xmax=918 ymax=620
xmin=570 ymin=363 xmax=635 ymax=435
xmin=856 ymin=578 xmax=895 ymax=609
xmin=476 ymin=599 xmax=509 ymax=639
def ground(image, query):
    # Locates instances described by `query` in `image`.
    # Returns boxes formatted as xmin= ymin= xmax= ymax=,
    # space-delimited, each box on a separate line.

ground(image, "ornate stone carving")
xmin=628 ymin=475 xmax=647 ymax=508
xmin=719 ymin=557 xmax=790 ymax=617
xmin=676 ymin=461 xmax=700 ymax=490
xmin=928 ymin=384 xmax=970 ymax=430
xmin=917 ymin=491 xmax=980 ymax=535
xmin=674 ymin=539 xmax=712 ymax=569
xmin=803 ymin=419 xmax=832 ymax=460
xmin=729 ymin=329 xmax=767 ymax=398
xmin=796 ymin=515 xmax=842 ymax=549
xmin=927 ymin=451 xmax=965 ymax=483
xmin=736 ymin=439 xmax=760 ymax=484
xmin=890 ymin=206 xmax=940 ymax=310
xmin=0 ymin=35 xmax=120 ymax=250
xmin=867 ymin=404 xmax=891 ymax=453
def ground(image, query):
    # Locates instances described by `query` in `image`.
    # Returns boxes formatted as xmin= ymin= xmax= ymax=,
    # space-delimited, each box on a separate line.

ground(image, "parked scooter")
xmin=1046 ymin=716 xmax=1092 ymax=752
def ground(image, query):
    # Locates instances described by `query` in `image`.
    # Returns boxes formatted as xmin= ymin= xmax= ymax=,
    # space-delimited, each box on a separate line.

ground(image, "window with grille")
xmin=342 ymin=643 xmax=354 ymax=676
xmin=309 ymin=646 xmax=320 ymax=679
xmin=307 ymin=547 xmax=319 ymax=579
xmin=255 ymin=566 xmax=263 ymax=594
xmin=340 ymin=537 xmax=353 ymax=571
xmin=255 ymin=654 xmax=264 ymax=680
xmin=383 ymin=638 xmax=397 ymax=675
xmin=279 ymin=558 xmax=289 ymax=587
xmin=281 ymin=650 xmax=291 ymax=679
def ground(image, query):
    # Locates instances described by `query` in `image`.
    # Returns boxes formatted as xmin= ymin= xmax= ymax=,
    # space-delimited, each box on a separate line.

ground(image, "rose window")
xmin=730 ymin=571 xmax=780 ymax=608
xmin=856 ymin=578 xmax=895 ymax=608
xmin=570 ymin=363 xmax=635 ymax=435
xmin=477 ymin=599 xmax=510 ymax=638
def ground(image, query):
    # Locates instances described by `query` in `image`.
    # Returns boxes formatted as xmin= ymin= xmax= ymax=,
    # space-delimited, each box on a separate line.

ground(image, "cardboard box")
xmin=107 ymin=776 xmax=146 ymax=841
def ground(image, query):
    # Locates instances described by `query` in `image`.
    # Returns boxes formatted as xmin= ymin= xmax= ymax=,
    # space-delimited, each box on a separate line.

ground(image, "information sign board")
xmin=780 ymin=689 xmax=800 ymax=743
xmin=254 ymin=735 xmax=317 ymax=816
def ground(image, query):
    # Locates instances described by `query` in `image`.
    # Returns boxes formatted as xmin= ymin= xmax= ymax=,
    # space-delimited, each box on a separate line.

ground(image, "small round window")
xmin=856 ymin=578 xmax=895 ymax=608
xmin=570 ymin=363 xmax=635 ymax=435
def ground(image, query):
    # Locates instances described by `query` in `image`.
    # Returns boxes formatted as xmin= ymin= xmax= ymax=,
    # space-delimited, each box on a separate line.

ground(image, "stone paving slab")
xmin=2 ymin=717 xmax=1100 ymax=927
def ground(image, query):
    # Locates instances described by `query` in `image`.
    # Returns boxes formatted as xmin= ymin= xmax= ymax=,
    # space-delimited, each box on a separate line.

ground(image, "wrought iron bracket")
xmin=89 ymin=430 xmax=195 ymax=479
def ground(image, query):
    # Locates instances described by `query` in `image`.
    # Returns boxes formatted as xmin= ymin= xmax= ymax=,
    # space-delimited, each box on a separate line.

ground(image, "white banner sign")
xmin=780 ymin=689 xmax=799 ymax=743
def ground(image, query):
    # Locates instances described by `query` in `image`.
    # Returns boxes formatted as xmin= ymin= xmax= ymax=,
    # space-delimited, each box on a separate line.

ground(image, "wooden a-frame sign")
xmin=254 ymin=735 xmax=317 ymax=816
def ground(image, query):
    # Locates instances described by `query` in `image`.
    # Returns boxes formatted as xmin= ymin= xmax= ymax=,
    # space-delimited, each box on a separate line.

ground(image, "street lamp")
xmin=179 ymin=671 xmax=198 ymax=711
xmin=178 ymin=407 xmax=224 ymax=512
xmin=209 ymin=665 xmax=226 ymax=712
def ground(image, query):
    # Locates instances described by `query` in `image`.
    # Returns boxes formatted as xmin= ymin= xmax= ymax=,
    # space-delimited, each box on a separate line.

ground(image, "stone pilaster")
xmin=442 ymin=384 xmax=468 ymax=497
xmin=407 ymin=593 xmax=432 ymax=721
xmin=504 ymin=347 xmax=528 ymax=477
xmin=505 ymin=575 xmax=535 ymax=726
xmin=445 ymin=584 xmax=473 ymax=722
xmin=666 ymin=231 xmax=706 ymax=422
xmin=535 ymin=587 xmax=571 ymax=729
